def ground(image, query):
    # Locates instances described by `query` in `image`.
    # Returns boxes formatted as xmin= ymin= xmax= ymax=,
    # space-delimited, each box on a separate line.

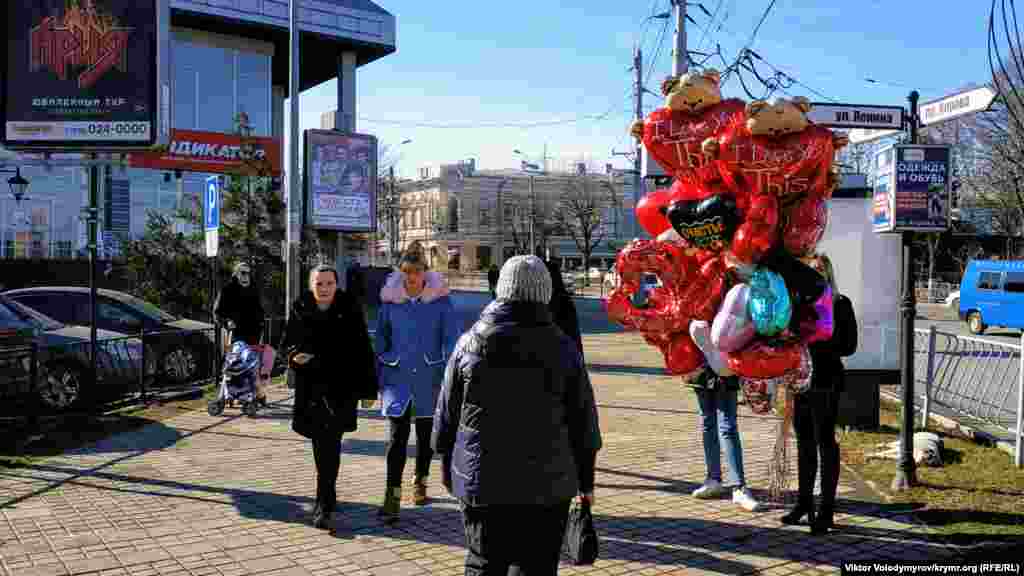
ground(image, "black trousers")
xmin=312 ymin=434 xmax=342 ymax=511
xmin=386 ymin=406 xmax=434 ymax=487
xmin=462 ymin=501 xmax=571 ymax=576
xmin=793 ymin=388 xmax=840 ymax=518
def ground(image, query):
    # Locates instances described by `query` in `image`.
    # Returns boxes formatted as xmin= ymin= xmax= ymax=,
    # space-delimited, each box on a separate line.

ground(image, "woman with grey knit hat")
xmin=432 ymin=255 xmax=603 ymax=575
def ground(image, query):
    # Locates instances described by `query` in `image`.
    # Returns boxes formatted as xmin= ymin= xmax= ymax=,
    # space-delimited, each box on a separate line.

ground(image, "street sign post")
xmin=205 ymin=175 xmax=220 ymax=257
xmin=919 ymin=86 xmax=997 ymax=126
xmin=808 ymin=102 xmax=905 ymax=130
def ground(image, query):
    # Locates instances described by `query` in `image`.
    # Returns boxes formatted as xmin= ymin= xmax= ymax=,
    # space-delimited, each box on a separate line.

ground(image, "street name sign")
xmin=809 ymin=102 xmax=905 ymax=130
xmin=919 ymin=86 xmax=996 ymax=126
xmin=848 ymin=128 xmax=903 ymax=145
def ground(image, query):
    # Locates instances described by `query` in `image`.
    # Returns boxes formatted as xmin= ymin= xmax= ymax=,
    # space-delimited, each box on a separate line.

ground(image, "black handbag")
xmin=562 ymin=500 xmax=598 ymax=565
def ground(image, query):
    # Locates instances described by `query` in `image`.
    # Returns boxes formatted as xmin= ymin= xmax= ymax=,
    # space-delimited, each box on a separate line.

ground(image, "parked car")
xmin=0 ymin=293 xmax=143 ymax=411
xmin=633 ymin=273 xmax=661 ymax=309
xmin=957 ymin=259 xmax=1024 ymax=334
xmin=944 ymin=290 xmax=960 ymax=309
xmin=3 ymin=287 xmax=215 ymax=385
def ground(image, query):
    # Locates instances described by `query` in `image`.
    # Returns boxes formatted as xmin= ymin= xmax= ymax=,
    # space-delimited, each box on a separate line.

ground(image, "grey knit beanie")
xmin=496 ymin=255 xmax=552 ymax=304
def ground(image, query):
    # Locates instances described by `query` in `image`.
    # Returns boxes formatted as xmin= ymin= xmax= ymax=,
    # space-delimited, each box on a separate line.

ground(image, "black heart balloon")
xmin=759 ymin=248 xmax=827 ymax=307
xmin=663 ymin=194 xmax=740 ymax=252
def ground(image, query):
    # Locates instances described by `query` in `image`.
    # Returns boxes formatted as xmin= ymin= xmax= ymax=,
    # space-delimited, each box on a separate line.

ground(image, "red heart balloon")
xmin=713 ymin=124 xmax=835 ymax=200
xmin=668 ymin=178 xmax=706 ymax=203
xmin=641 ymin=99 xmax=746 ymax=183
xmin=635 ymin=189 xmax=673 ymax=236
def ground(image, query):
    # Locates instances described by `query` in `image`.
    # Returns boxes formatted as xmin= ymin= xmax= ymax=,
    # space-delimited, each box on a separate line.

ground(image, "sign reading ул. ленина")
xmin=808 ymin=102 xmax=905 ymax=130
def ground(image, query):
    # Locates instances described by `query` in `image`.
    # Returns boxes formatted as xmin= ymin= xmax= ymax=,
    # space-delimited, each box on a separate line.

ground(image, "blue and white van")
xmin=958 ymin=259 xmax=1024 ymax=334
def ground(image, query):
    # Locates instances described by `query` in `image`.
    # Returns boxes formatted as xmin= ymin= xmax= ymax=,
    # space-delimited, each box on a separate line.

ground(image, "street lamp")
xmin=382 ymin=139 xmax=412 ymax=265
xmin=513 ymin=149 xmax=539 ymax=256
xmin=1 ymin=167 xmax=30 ymax=205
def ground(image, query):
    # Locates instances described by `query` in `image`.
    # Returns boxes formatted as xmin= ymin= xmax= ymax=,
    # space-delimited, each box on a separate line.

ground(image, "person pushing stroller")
xmin=214 ymin=262 xmax=269 ymax=406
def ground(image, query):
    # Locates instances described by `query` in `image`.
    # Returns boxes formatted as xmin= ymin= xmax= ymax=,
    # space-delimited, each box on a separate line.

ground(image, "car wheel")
xmin=967 ymin=312 xmax=986 ymax=335
xmin=162 ymin=347 xmax=198 ymax=384
xmin=37 ymin=363 xmax=82 ymax=411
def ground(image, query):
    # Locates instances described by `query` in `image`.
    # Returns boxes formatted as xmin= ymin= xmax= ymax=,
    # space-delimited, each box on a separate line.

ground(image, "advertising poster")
xmin=891 ymin=144 xmax=951 ymax=232
xmin=872 ymin=145 xmax=895 ymax=233
xmin=304 ymin=129 xmax=377 ymax=233
xmin=129 ymin=129 xmax=283 ymax=175
xmin=2 ymin=0 xmax=158 ymax=149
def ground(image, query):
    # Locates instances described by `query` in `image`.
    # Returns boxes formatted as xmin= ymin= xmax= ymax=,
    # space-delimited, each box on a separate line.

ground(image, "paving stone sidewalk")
xmin=1 ymin=332 xmax=958 ymax=576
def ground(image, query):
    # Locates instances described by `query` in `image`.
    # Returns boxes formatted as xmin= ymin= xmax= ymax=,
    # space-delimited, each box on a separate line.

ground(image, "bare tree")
xmin=551 ymin=176 xmax=614 ymax=285
xmin=985 ymin=2 xmax=1024 ymax=240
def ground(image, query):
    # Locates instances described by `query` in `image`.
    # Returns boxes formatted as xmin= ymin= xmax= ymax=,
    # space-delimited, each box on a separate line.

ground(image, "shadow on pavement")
xmin=7 ymin=455 xmax=1006 ymax=570
xmin=587 ymin=363 xmax=668 ymax=376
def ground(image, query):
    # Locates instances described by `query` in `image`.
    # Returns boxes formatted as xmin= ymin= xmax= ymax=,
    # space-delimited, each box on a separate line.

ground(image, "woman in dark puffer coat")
xmin=280 ymin=264 xmax=377 ymax=530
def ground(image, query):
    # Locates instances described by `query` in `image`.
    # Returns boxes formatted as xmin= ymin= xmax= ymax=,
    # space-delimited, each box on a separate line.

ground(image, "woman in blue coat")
xmin=375 ymin=246 xmax=458 ymax=522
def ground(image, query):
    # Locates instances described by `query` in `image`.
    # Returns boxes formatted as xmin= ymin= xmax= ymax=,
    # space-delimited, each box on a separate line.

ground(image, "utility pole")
xmin=672 ymin=0 xmax=689 ymax=75
xmin=286 ymin=0 xmax=300 ymax=320
xmin=388 ymin=165 xmax=397 ymax=265
xmin=893 ymin=90 xmax=921 ymax=492
xmin=529 ymin=175 xmax=536 ymax=256
xmin=87 ymin=155 xmax=99 ymax=391
xmin=632 ymin=45 xmax=644 ymax=240
xmin=496 ymin=178 xmax=507 ymax=266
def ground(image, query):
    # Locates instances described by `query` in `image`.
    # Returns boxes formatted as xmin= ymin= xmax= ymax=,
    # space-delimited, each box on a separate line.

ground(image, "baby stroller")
xmin=208 ymin=341 xmax=262 ymax=417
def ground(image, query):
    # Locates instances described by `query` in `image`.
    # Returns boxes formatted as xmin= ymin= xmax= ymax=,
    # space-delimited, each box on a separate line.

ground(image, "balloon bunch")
xmin=608 ymin=68 xmax=848 ymax=413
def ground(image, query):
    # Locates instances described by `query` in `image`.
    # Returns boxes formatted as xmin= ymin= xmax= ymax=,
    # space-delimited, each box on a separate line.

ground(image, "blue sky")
xmin=287 ymin=0 xmax=991 ymax=179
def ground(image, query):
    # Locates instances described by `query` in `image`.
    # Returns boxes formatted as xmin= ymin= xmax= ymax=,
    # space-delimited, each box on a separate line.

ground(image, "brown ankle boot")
xmin=413 ymin=478 xmax=427 ymax=505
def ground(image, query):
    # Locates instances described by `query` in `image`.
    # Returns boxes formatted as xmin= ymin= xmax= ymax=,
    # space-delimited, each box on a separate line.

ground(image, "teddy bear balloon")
xmin=609 ymin=78 xmax=844 ymax=401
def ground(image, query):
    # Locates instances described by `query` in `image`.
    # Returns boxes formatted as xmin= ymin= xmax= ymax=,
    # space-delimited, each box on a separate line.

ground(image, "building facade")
xmin=380 ymin=160 xmax=636 ymax=271
xmin=1 ymin=0 xmax=395 ymax=260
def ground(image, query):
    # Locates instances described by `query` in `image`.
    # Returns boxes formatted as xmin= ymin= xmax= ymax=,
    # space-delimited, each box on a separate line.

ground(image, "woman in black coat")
xmin=781 ymin=254 xmax=858 ymax=535
xmin=545 ymin=260 xmax=584 ymax=358
xmin=279 ymin=264 xmax=378 ymax=529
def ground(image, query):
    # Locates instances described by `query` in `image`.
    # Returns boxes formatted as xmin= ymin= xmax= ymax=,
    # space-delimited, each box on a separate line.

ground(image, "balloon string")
xmin=768 ymin=386 xmax=795 ymax=501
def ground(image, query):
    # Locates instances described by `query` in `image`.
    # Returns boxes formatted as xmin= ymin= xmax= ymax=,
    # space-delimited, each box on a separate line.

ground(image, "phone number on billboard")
xmin=84 ymin=122 xmax=151 ymax=136
xmin=62 ymin=122 xmax=151 ymax=140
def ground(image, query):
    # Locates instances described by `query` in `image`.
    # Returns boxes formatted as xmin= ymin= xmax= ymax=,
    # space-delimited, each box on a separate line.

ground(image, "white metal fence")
xmin=909 ymin=327 xmax=1024 ymax=467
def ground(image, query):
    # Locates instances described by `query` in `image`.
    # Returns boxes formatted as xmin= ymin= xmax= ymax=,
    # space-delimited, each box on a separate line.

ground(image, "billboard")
xmin=129 ymin=129 xmax=283 ymax=175
xmin=304 ymin=129 xmax=377 ymax=233
xmin=2 ymin=0 xmax=160 ymax=149
xmin=872 ymin=145 xmax=895 ymax=232
xmin=873 ymin=144 xmax=951 ymax=233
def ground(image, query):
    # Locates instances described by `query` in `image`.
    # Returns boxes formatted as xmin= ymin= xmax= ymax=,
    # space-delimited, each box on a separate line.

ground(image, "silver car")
xmin=0 ymin=294 xmax=143 ymax=412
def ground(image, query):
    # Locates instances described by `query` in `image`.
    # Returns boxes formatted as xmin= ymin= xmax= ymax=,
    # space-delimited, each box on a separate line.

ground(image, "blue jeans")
xmin=695 ymin=387 xmax=746 ymax=487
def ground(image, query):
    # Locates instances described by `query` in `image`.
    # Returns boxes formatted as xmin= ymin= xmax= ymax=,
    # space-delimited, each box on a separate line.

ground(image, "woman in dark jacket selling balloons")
xmin=280 ymin=264 xmax=378 ymax=530
xmin=780 ymin=253 xmax=858 ymax=535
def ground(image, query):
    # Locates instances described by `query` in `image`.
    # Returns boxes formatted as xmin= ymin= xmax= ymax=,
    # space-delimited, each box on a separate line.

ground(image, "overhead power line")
xmin=358 ymin=101 xmax=633 ymax=130
xmin=740 ymin=0 xmax=778 ymax=56
xmin=696 ymin=0 xmax=724 ymax=52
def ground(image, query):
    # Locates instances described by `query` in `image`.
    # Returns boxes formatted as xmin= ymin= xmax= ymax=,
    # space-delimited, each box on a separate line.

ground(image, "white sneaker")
xmin=732 ymin=487 xmax=762 ymax=512
xmin=691 ymin=479 xmax=728 ymax=499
